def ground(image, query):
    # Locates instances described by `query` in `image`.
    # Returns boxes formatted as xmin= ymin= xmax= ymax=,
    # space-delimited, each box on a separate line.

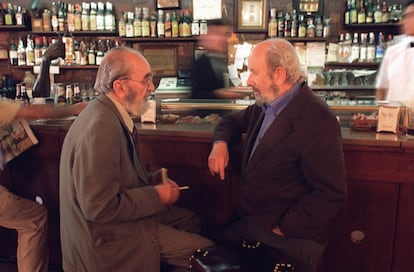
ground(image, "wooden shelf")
xmin=312 ymin=85 xmax=375 ymax=91
xmin=30 ymin=31 xmax=118 ymax=37
xmin=343 ymin=23 xmax=400 ymax=30
xmin=0 ymin=25 xmax=29 ymax=31
xmin=325 ymin=62 xmax=380 ymax=69
xmin=121 ymin=37 xmax=198 ymax=42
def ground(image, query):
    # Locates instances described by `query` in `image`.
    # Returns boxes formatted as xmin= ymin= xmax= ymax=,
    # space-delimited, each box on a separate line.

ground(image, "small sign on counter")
xmin=377 ymin=106 xmax=401 ymax=134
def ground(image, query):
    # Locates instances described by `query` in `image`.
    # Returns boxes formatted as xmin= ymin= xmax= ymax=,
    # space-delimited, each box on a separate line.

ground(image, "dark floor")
xmin=0 ymin=261 xmax=17 ymax=272
xmin=0 ymin=257 xmax=62 ymax=272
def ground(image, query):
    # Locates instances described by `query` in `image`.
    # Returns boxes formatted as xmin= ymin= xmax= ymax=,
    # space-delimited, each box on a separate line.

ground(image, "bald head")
xmin=94 ymin=47 xmax=149 ymax=94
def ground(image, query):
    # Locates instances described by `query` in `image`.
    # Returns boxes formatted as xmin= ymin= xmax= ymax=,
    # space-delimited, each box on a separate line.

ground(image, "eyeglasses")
xmin=119 ymin=74 xmax=154 ymax=87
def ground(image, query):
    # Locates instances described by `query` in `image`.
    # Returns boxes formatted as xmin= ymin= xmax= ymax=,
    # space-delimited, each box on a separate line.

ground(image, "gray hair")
xmin=261 ymin=38 xmax=304 ymax=84
xmin=94 ymin=47 xmax=143 ymax=94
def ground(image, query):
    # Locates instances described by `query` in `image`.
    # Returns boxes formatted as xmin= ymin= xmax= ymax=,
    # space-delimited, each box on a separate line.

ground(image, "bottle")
xmin=337 ymin=33 xmax=345 ymax=62
xmin=41 ymin=36 xmax=49 ymax=57
xmin=298 ymin=14 xmax=306 ymax=38
xmin=72 ymin=83 xmax=82 ymax=104
xmin=104 ymin=2 xmax=115 ymax=31
xmin=88 ymin=42 xmax=96 ymax=65
xmin=365 ymin=0 xmax=374 ymax=23
xmin=17 ymin=36 xmax=26 ymax=66
xmin=157 ymin=9 xmax=164 ymax=38
xmin=283 ymin=11 xmax=291 ymax=38
xmin=277 ymin=10 xmax=284 ymax=37
xmin=51 ymin=2 xmax=59 ymax=31
xmin=96 ymin=2 xmax=105 ymax=31
xmin=15 ymin=83 xmax=22 ymax=101
xmin=118 ymin=12 xmax=126 ymax=37
xmin=342 ymin=32 xmax=352 ymax=62
xmin=63 ymin=31 xmax=74 ymax=65
xmin=133 ymin=7 xmax=142 ymax=37
xmin=358 ymin=4 xmax=366 ymax=23
xmin=306 ymin=17 xmax=316 ymax=38
xmin=73 ymin=40 xmax=81 ymax=64
xmin=126 ymin=12 xmax=134 ymax=38
xmin=141 ymin=7 xmax=150 ymax=37
xmin=66 ymin=4 xmax=75 ymax=32
xmin=150 ymin=13 xmax=157 ymax=38
xmin=315 ymin=16 xmax=323 ymax=37
xmin=25 ymin=35 xmax=35 ymax=66
xmin=366 ymin=32 xmax=376 ymax=62
xmin=42 ymin=9 xmax=51 ymax=31
xmin=375 ymin=31 xmax=385 ymax=62
xmin=268 ymin=8 xmax=277 ymax=37
xmin=381 ymin=1 xmax=389 ymax=23
xmin=20 ymin=84 xmax=30 ymax=106
xmin=350 ymin=32 xmax=360 ymax=62
xmin=344 ymin=0 xmax=351 ymax=25
xmin=290 ymin=9 xmax=298 ymax=38
xmin=34 ymin=36 xmax=42 ymax=65
xmin=65 ymin=84 xmax=73 ymax=105
xmin=350 ymin=0 xmax=358 ymax=24
xmin=81 ymin=2 xmax=90 ymax=31
xmin=57 ymin=1 xmax=65 ymax=32
xmin=15 ymin=6 xmax=24 ymax=25
xmin=199 ymin=20 xmax=207 ymax=35
xmin=9 ymin=38 xmax=18 ymax=65
xmin=89 ymin=2 xmax=97 ymax=31
xmin=171 ymin=11 xmax=178 ymax=38
xmin=181 ymin=9 xmax=191 ymax=37
xmin=359 ymin=32 xmax=368 ymax=62
xmin=74 ymin=4 xmax=82 ymax=31
xmin=164 ymin=12 xmax=172 ymax=38
xmin=191 ymin=19 xmax=199 ymax=36
xmin=374 ymin=0 xmax=383 ymax=23
xmin=56 ymin=83 xmax=66 ymax=105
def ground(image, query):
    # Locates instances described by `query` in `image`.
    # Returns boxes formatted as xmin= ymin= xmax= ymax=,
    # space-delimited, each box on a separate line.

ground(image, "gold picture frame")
xmin=156 ymin=0 xmax=180 ymax=9
xmin=235 ymin=0 xmax=268 ymax=32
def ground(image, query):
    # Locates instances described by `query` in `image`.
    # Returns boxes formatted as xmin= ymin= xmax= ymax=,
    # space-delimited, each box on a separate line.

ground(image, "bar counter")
xmin=0 ymin=120 xmax=413 ymax=272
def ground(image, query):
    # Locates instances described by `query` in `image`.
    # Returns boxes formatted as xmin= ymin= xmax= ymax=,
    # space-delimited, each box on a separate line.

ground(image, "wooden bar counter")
xmin=0 ymin=121 xmax=413 ymax=271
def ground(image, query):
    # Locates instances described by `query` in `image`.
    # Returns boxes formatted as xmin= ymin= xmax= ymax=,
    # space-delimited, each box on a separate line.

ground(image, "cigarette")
xmin=178 ymin=186 xmax=190 ymax=190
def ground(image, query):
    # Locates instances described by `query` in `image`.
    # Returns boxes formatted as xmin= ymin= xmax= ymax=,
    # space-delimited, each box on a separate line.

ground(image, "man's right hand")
xmin=42 ymin=40 xmax=65 ymax=62
xmin=208 ymin=141 xmax=229 ymax=180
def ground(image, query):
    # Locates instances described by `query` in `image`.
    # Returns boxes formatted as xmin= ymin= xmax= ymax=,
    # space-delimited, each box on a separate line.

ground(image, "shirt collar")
xmin=263 ymin=83 xmax=301 ymax=116
xmin=106 ymin=94 xmax=134 ymax=133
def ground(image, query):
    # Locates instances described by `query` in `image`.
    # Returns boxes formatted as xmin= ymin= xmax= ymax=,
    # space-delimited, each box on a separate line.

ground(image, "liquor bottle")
xmin=374 ymin=0 xmax=383 ymax=23
xmin=365 ymin=0 xmax=374 ymax=23
xmin=171 ymin=11 xmax=178 ymax=38
xmin=157 ymin=9 xmax=164 ymax=38
xmin=41 ymin=36 xmax=48 ymax=57
xmin=350 ymin=0 xmax=358 ymax=24
xmin=42 ymin=8 xmax=51 ymax=31
xmin=34 ymin=36 xmax=42 ymax=65
xmin=118 ymin=12 xmax=126 ymax=37
xmin=5 ymin=3 xmax=16 ymax=26
xmin=56 ymin=83 xmax=66 ymax=105
xmin=283 ymin=11 xmax=291 ymax=38
xmin=65 ymin=84 xmax=73 ymax=105
xmin=72 ymin=83 xmax=82 ymax=104
xmin=88 ymin=41 xmax=96 ymax=65
xmin=57 ymin=1 xmax=65 ymax=32
xmin=306 ymin=17 xmax=316 ymax=38
xmin=277 ymin=10 xmax=284 ymax=37
xmin=359 ymin=33 xmax=368 ymax=62
xmin=89 ymin=2 xmax=97 ymax=31
xmin=81 ymin=2 xmax=90 ymax=31
xmin=9 ymin=38 xmax=18 ymax=66
xmin=375 ymin=31 xmax=385 ymax=62
xmin=366 ymin=32 xmax=376 ymax=62
xmin=73 ymin=40 xmax=81 ymax=64
xmin=191 ymin=19 xmax=199 ymax=36
xmin=290 ymin=9 xmax=298 ymax=38
xmin=104 ymin=2 xmax=115 ymax=32
xmin=51 ymin=2 xmax=59 ymax=31
xmin=181 ymin=9 xmax=191 ymax=37
xmin=164 ymin=12 xmax=172 ymax=38
xmin=199 ymin=20 xmax=207 ymax=35
xmin=298 ymin=14 xmax=306 ymax=38
xmin=178 ymin=10 xmax=184 ymax=37
xmin=74 ymin=4 xmax=82 ymax=31
xmin=381 ymin=1 xmax=389 ymax=23
xmin=342 ymin=32 xmax=352 ymax=62
xmin=20 ymin=84 xmax=30 ymax=106
xmin=96 ymin=2 xmax=105 ymax=31
xmin=315 ymin=16 xmax=323 ymax=37
xmin=268 ymin=12 xmax=279 ymax=36
xmin=15 ymin=83 xmax=22 ymax=101
xmin=357 ymin=3 xmax=366 ymax=23
xmin=126 ymin=12 xmax=134 ymax=38
xmin=63 ymin=30 xmax=74 ymax=65
xmin=344 ymin=0 xmax=351 ymax=25
xmin=17 ymin=36 xmax=26 ymax=66
xmin=150 ymin=13 xmax=157 ymax=38
xmin=25 ymin=35 xmax=35 ymax=66
xmin=350 ymin=32 xmax=360 ymax=62
xmin=337 ymin=33 xmax=345 ymax=62
xmin=66 ymin=4 xmax=75 ymax=32
xmin=141 ymin=7 xmax=150 ymax=37
xmin=133 ymin=7 xmax=142 ymax=37
xmin=15 ymin=5 xmax=24 ymax=25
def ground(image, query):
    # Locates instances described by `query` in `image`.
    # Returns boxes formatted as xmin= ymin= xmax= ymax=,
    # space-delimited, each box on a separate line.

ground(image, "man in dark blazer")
xmin=59 ymin=47 xmax=213 ymax=272
xmin=208 ymin=38 xmax=347 ymax=272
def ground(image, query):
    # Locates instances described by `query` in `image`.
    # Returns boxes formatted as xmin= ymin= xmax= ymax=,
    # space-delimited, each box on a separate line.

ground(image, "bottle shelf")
xmin=343 ymin=23 xmax=400 ymax=30
xmin=286 ymin=37 xmax=326 ymax=42
xmin=325 ymin=62 xmax=380 ymax=69
xmin=11 ymin=65 xmax=100 ymax=70
xmin=121 ymin=37 xmax=198 ymax=42
xmin=0 ymin=25 xmax=30 ymax=31
xmin=30 ymin=31 xmax=119 ymax=37
xmin=312 ymin=85 xmax=375 ymax=91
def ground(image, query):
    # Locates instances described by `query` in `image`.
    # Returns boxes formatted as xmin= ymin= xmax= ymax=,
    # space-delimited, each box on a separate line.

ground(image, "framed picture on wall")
xmin=235 ymin=0 xmax=268 ymax=32
xmin=156 ymin=0 xmax=180 ymax=9
xmin=293 ymin=0 xmax=324 ymax=15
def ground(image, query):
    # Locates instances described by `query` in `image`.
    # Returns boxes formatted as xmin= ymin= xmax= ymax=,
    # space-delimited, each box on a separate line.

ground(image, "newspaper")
xmin=0 ymin=119 xmax=38 ymax=170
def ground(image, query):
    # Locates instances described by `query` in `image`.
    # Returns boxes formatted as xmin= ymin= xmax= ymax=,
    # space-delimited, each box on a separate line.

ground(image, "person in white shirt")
xmin=376 ymin=0 xmax=414 ymax=103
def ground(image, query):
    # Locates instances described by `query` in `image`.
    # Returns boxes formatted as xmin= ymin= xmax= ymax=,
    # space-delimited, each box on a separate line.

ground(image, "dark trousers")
xmin=217 ymin=219 xmax=326 ymax=272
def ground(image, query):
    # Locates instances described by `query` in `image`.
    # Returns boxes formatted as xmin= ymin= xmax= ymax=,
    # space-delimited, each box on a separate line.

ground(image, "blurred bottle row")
xmin=344 ymin=0 xmax=403 ymax=25
xmin=9 ymin=34 xmax=120 ymax=66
